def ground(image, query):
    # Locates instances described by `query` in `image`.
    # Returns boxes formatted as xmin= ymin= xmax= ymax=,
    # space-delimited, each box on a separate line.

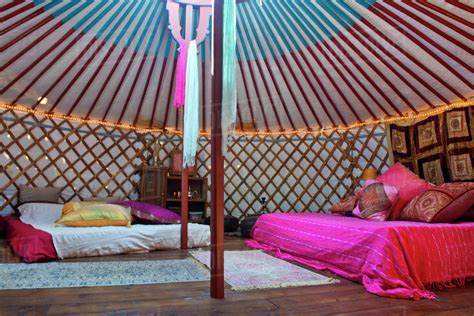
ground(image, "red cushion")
xmin=329 ymin=195 xmax=359 ymax=213
xmin=353 ymin=181 xmax=399 ymax=221
xmin=399 ymin=182 xmax=474 ymax=223
xmin=376 ymin=162 xmax=433 ymax=220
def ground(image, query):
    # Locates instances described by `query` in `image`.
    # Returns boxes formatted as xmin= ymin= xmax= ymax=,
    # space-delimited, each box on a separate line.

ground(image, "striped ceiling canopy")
xmin=1 ymin=0 xmax=472 ymax=133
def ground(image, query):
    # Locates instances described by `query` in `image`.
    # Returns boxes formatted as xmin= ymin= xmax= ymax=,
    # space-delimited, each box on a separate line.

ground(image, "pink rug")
xmin=191 ymin=250 xmax=338 ymax=291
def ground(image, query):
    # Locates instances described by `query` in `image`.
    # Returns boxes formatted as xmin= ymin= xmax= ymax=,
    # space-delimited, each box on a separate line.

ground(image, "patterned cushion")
xmin=110 ymin=200 xmax=180 ymax=224
xmin=376 ymin=162 xmax=433 ymax=220
xmin=57 ymin=204 xmax=131 ymax=227
xmin=353 ymin=181 xmax=399 ymax=221
xmin=399 ymin=182 xmax=474 ymax=223
xmin=329 ymin=196 xmax=359 ymax=213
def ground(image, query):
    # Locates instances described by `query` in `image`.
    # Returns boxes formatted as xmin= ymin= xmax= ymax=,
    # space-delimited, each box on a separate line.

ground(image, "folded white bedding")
xmin=31 ymin=223 xmax=211 ymax=259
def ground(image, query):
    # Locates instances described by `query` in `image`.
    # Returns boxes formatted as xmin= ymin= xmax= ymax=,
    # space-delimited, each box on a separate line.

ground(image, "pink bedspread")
xmin=246 ymin=213 xmax=474 ymax=300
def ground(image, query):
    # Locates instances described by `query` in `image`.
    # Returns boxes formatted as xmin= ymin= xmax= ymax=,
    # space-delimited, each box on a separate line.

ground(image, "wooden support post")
xmin=210 ymin=0 xmax=225 ymax=299
xmin=181 ymin=162 xmax=189 ymax=250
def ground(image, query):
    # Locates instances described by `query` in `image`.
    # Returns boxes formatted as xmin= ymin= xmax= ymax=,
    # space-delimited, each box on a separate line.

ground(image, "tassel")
xmin=174 ymin=39 xmax=188 ymax=108
xmin=183 ymin=40 xmax=199 ymax=168
xmin=221 ymin=0 xmax=237 ymax=153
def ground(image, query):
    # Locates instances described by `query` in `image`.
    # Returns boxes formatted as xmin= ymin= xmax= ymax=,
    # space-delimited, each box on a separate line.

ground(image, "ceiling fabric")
xmin=1 ymin=0 xmax=472 ymax=133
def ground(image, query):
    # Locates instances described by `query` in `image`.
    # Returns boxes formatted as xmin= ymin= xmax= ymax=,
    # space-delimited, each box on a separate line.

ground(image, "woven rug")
xmin=0 ymin=259 xmax=209 ymax=290
xmin=191 ymin=250 xmax=338 ymax=290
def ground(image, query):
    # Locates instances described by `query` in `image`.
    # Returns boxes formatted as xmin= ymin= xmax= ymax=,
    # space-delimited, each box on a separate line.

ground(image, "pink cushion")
xmin=110 ymin=201 xmax=180 ymax=224
xmin=353 ymin=181 xmax=399 ymax=221
xmin=400 ymin=182 xmax=474 ymax=223
xmin=376 ymin=162 xmax=433 ymax=220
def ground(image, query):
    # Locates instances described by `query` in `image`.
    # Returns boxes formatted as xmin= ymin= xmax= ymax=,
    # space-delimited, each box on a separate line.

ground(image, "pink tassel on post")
xmin=174 ymin=39 xmax=188 ymax=108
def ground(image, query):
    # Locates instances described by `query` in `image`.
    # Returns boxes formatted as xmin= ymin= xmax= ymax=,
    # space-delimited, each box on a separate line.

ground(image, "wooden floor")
xmin=0 ymin=237 xmax=473 ymax=316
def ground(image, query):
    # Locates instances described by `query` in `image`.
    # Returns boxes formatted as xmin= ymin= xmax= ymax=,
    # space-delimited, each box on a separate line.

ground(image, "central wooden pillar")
xmin=210 ymin=0 xmax=225 ymax=299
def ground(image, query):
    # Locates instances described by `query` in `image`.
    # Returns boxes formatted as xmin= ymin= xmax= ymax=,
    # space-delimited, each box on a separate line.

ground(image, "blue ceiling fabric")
xmin=1 ymin=0 xmax=472 ymax=133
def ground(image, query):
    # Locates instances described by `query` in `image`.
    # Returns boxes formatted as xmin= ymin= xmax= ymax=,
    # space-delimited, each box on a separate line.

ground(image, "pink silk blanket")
xmin=246 ymin=213 xmax=474 ymax=300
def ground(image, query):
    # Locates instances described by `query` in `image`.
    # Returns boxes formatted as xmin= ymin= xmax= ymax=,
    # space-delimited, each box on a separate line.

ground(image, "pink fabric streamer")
xmin=246 ymin=213 xmax=474 ymax=300
xmin=174 ymin=39 xmax=188 ymax=108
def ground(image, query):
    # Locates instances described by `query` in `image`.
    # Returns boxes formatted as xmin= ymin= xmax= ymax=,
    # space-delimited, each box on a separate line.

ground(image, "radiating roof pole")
xmin=210 ymin=0 xmax=225 ymax=299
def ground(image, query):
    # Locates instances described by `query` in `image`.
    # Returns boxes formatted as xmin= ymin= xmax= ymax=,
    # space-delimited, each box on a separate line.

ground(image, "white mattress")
xmin=31 ymin=223 xmax=211 ymax=259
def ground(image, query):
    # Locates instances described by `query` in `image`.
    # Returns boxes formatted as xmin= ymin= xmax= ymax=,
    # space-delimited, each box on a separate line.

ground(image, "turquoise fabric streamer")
xmin=221 ymin=0 xmax=237 ymax=152
xmin=183 ymin=40 xmax=199 ymax=168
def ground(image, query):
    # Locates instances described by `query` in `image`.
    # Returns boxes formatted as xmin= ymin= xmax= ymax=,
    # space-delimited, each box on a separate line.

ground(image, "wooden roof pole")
xmin=180 ymin=3 xmax=194 ymax=251
xmin=210 ymin=0 xmax=225 ymax=299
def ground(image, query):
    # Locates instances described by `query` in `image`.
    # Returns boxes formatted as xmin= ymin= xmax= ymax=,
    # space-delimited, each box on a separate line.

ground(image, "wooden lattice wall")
xmin=1 ymin=109 xmax=390 ymax=218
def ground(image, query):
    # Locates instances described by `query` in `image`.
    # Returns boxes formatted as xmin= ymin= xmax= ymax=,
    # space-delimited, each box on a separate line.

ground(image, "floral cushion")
xmin=57 ymin=204 xmax=131 ymax=227
xmin=329 ymin=196 xmax=359 ymax=213
xmin=110 ymin=200 xmax=180 ymax=224
xmin=376 ymin=162 xmax=433 ymax=220
xmin=353 ymin=181 xmax=399 ymax=221
xmin=399 ymin=182 xmax=474 ymax=223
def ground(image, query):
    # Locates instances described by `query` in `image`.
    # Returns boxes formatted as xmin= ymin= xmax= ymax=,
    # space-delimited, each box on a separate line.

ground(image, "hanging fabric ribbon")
xmin=221 ymin=0 xmax=237 ymax=152
xmin=183 ymin=40 xmax=199 ymax=168
xmin=174 ymin=39 xmax=188 ymax=108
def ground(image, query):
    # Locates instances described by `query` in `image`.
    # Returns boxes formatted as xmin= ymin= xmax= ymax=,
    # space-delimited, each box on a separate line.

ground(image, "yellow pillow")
xmin=62 ymin=201 xmax=103 ymax=215
xmin=57 ymin=204 xmax=131 ymax=227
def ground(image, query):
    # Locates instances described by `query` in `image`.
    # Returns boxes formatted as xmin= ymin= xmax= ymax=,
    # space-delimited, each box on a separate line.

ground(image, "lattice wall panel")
xmin=1 ymin=109 xmax=389 ymax=218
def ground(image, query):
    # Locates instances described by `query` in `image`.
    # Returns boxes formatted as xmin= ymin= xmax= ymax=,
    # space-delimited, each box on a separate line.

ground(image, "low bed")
xmin=246 ymin=213 xmax=474 ymax=300
xmin=4 ymin=216 xmax=210 ymax=263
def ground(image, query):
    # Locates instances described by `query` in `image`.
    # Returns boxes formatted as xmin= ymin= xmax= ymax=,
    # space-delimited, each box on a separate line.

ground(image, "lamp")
xmin=361 ymin=168 xmax=378 ymax=181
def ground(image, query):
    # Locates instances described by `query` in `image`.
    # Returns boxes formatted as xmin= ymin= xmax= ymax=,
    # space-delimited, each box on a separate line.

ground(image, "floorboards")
xmin=0 ymin=236 xmax=473 ymax=315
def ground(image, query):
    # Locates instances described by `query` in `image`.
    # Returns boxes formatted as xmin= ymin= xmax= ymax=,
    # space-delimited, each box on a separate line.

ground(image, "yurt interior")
xmin=1 ymin=0 xmax=473 ymax=314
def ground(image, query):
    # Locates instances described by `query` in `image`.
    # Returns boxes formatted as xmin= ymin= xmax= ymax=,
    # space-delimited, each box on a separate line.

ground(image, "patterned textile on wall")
xmin=389 ymin=106 xmax=474 ymax=184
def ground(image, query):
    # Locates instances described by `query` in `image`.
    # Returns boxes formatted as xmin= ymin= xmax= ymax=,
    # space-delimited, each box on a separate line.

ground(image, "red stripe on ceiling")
xmin=0 ymin=2 xmax=34 ymax=24
xmin=1 ymin=20 xmax=64 ymax=71
xmin=134 ymin=55 xmax=158 ymax=126
xmin=0 ymin=15 xmax=54 ymax=52
xmin=420 ymin=1 xmax=473 ymax=28
xmin=237 ymin=60 xmax=257 ymax=131
xmin=47 ymin=39 xmax=104 ymax=113
xmin=409 ymin=1 xmax=471 ymax=39
xmin=160 ymin=58 xmax=177 ymax=130
xmin=307 ymin=40 xmax=378 ymax=119
xmin=1 ymin=5 xmax=45 ymax=35
xmin=290 ymin=48 xmax=343 ymax=125
xmin=68 ymin=42 xmax=119 ymax=116
xmin=0 ymin=1 xmax=26 ymax=14
xmin=319 ymin=38 xmax=389 ymax=117
xmin=236 ymin=98 xmax=245 ymax=132
xmin=242 ymin=59 xmax=271 ymax=131
xmin=103 ymin=50 xmax=139 ymax=121
xmin=446 ymin=0 xmax=474 ymax=14
xmin=201 ymin=60 xmax=207 ymax=132
xmin=286 ymin=50 xmax=359 ymax=124
xmin=261 ymin=59 xmax=297 ymax=130
xmin=372 ymin=3 xmax=471 ymax=88
xmin=149 ymin=56 xmax=168 ymax=129
xmin=350 ymin=24 xmax=441 ymax=107
xmin=357 ymin=19 xmax=465 ymax=103
xmin=391 ymin=1 xmax=470 ymax=52
xmin=1 ymin=28 xmax=77 ymax=96
xmin=88 ymin=47 xmax=129 ymax=119
xmin=117 ymin=53 xmax=149 ymax=124
xmin=254 ymin=59 xmax=285 ymax=130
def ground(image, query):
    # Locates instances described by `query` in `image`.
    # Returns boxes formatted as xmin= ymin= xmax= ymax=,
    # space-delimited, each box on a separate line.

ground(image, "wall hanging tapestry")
xmin=0 ymin=260 xmax=209 ymax=290
xmin=191 ymin=250 xmax=338 ymax=290
xmin=389 ymin=106 xmax=474 ymax=184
